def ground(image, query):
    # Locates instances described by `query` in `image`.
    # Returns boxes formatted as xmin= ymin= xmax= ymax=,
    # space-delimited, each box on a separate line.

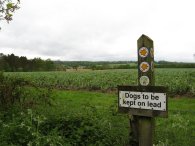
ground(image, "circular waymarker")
xmin=150 ymin=48 xmax=154 ymax=58
xmin=140 ymin=76 xmax=150 ymax=86
xmin=140 ymin=62 xmax=150 ymax=72
xmin=139 ymin=47 xmax=149 ymax=58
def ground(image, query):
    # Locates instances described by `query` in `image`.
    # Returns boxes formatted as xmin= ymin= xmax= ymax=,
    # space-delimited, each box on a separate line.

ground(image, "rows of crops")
xmin=5 ymin=68 xmax=195 ymax=96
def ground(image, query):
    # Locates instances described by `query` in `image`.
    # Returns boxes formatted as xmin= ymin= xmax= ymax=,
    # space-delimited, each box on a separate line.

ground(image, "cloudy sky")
xmin=0 ymin=0 xmax=195 ymax=62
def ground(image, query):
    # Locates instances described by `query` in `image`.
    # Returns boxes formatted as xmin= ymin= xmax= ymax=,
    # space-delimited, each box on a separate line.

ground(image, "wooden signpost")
xmin=118 ymin=34 xmax=168 ymax=146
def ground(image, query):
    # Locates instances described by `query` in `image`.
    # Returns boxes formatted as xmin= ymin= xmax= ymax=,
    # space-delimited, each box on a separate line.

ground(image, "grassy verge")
xmin=155 ymin=98 xmax=195 ymax=146
xmin=0 ymin=90 xmax=195 ymax=145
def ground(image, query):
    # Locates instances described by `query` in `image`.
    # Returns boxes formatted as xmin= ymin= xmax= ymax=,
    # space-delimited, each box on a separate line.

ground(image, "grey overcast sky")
xmin=0 ymin=0 xmax=195 ymax=62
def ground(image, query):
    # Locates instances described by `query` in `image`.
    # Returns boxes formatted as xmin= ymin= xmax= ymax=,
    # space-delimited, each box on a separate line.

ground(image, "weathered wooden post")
xmin=137 ymin=35 xmax=155 ymax=146
xmin=118 ymin=34 xmax=168 ymax=146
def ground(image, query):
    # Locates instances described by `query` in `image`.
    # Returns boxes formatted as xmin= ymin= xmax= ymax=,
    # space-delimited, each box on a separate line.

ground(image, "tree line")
xmin=55 ymin=60 xmax=195 ymax=70
xmin=0 ymin=53 xmax=55 ymax=72
xmin=1 ymin=53 xmax=194 ymax=72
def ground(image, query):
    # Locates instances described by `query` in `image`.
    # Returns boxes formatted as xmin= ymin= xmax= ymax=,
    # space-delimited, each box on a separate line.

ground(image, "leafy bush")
xmin=0 ymin=72 xmax=27 ymax=108
xmin=0 ymin=104 xmax=128 ymax=146
xmin=0 ymin=109 xmax=64 ymax=146
xmin=0 ymin=72 xmax=53 ymax=109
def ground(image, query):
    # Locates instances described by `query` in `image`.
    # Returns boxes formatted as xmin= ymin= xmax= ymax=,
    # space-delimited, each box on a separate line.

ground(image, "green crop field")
xmin=1 ymin=68 xmax=195 ymax=145
xmin=5 ymin=68 xmax=195 ymax=96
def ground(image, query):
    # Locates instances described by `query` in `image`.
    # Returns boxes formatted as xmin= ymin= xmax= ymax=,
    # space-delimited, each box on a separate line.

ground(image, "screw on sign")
xmin=140 ymin=76 xmax=149 ymax=86
xmin=139 ymin=62 xmax=150 ymax=73
xmin=139 ymin=47 xmax=149 ymax=57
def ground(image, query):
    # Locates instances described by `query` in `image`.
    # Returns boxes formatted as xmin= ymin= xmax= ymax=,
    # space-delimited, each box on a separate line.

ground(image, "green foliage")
xmin=1 ymin=53 xmax=195 ymax=71
xmin=1 ymin=67 xmax=195 ymax=145
xmin=0 ymin=71 xmax=27 ymax=108
xmin=0 ymin=72 xmax=128 ymax=145
xmin=0 ymin=100 xmax=128 ymax=145
xmin=154 ymin=98 xmax=195 ymax=146
xmin=5 ymin=68 xmax=195 ymax=96
xmin=0 ymin=0 xmax=20 ymax=24
xmin=0 ymin=72 xmax=53 ymax=109
xmin=54 ymin=60 xmax=132 ymax=69
xmin=155 ymin=112 xmax=195 ymax=146
xmin=157 ymin=61 xmax=195 ymax=68
xmin=0 ymin=53 xmax=55 ymax=72
xmin=39 ymin=110 xmax=125 ymax=145
xmin=54 ymin=60 xmax=195 ymax=70
xmin=6 ymin=3 xmax=13 ymax=9
xmin=0 ymin=109 xmax=64 ymax=146
xmin=0 ymin=88 xmax=195 ymax=145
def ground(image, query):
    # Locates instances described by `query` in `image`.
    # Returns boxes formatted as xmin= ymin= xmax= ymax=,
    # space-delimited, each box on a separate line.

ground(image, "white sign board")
xmin=119 ymin=91 xmax=166 ymax=111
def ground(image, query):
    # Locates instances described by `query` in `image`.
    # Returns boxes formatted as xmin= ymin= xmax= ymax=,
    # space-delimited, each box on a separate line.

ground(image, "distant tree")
xmin=0 ymin=53 xmax=56 ymax=72
xmin=19 ymin=56 xmax=28 ymax=71
xmin=0 ymin=53 xmax=6 ymax=70
xmin=72 ymin=65 xmax=79 ymax=71
xmin=5 ymin=53 xmax=18 ymax=71
xmin=45 ymin=59 xmax=55 ymax=71
xmin=0 ymin=0 xmax=20 ymax=28
xmin=32 ymin=58 xmax=44 ymax=71
xmin=91 ymin=65 xmax=97 ymax=70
